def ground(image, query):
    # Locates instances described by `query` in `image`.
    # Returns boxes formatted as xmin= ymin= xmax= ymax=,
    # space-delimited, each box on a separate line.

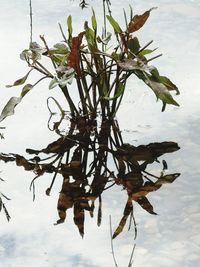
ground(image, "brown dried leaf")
xmin=128 ymin=7 xmax=156 ymax=33
xmin=113 ymin=201 xmax=133 ymax=239
xmin=74 ymin=203 xmax=85 ymax=237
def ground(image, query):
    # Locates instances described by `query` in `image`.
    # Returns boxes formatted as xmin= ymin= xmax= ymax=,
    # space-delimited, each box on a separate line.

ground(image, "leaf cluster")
xmin=0 ymin=5 xmax=180 ymax=123
xmin=0 ymin=116 xmax=180 ymax=238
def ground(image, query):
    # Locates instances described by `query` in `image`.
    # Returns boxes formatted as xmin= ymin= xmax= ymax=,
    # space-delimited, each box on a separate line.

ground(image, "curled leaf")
xmin=21 ymin=84 xmax=33 ymax=97
xmin=0 ymin=97 xmax=22 ymax=123
xmin=6 ymin=70 xmax=32 ymax=88
xmin=128 ymin=7 xmax=157 ymax=33
xmin=118 ymin=59 xmax=150 ymax=72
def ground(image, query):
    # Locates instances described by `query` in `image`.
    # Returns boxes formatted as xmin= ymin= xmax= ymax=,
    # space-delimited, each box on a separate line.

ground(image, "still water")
xmin=0 ymin=0 xmax=200 ymax=266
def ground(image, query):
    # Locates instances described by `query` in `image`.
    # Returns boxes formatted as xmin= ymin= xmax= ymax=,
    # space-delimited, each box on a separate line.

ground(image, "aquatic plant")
xmin=0 ymin=1 xmax=179 ymax=123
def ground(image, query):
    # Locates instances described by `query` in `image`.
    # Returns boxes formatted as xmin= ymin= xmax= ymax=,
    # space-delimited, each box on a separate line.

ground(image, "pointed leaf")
xmin=128 ymin=7 xmax=157 ymax=33
xmin=106 ymin=15 xmax=122 ymax=33
xmin=136 ymin=196 xmax=157 ymax=215
xmin=67 ymin=15 xmax=72 ymax=36
xmin=113 ymin=201 xmax=133 ymax=239
xmin=49 ymin=77 xmax=59 ymax=90
xmin=0 ymin=97 xmax=22 ymax=123
xmin=148 ymin=80 xmax=180 ymax=107
xmin=91 ymin=9 xmax=97 ymax=31
xmin=21 ymin=84 xmax=33 ymax=97
xmin=6 ymin=70 xmax=32 ymax=88
xmin=156 ymin=173 xmax=180 ymax=185
xmin=0 ymin=198 xmax=2 ymax=212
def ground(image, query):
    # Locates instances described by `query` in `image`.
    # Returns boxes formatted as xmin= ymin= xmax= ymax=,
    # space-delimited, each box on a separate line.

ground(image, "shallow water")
xmin=0 ymin=1 xmax=200 ymax=266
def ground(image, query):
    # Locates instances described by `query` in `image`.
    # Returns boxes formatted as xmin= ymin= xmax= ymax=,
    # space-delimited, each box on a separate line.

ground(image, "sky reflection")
xmin=0 ymin=0 xmax=200 ymax=267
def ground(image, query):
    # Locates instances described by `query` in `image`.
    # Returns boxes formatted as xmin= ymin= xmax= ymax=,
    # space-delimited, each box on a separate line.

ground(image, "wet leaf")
xmin=6 ymin=70 xmax=32 ymax=88
xmin=21 ymin=84 xmax=33 ymax=97
xmin=0 ymin=97 xmax=22 ymax=123
xmin=106 ymin=15 xmax=122 ymax=33
xmin=74 ymin=203 xmax=85 ymax=237
xmin=113 ymin=201 xmax=133 ymax=239
xmin=56 ymin=192 xmax=73 ymax=224
xmin=156 ymin=173 xmax=180 ymax=185
xmin=136 ymin=196 xmax=157 ymax=215
xmin=128 ymin=7 xmax=156 ymax=33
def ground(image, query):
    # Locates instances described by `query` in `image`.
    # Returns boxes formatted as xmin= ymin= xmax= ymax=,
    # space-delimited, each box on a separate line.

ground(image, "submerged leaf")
xmin=136 ymin=196 xmax=157 ymax=215
xmin=0 ymin=97 xmax=21 ymax=123
xmin=113 ymin=201 xmax=133 ymax=239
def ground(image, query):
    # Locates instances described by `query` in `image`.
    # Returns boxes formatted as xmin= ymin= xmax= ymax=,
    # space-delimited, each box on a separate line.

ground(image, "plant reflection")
xmin=0 ymin=115 xmax=180 ymax=238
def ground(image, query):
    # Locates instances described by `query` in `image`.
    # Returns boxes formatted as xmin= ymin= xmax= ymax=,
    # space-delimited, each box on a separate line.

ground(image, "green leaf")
xmin=139 ymin=49 xmax=155 ymax=56
xmin=6 ymin=70 xmax=32 ymax=88
xmin=148 ymin=80 xmax=180 ymax=109
xmin=91 ymin=9 xmax=97 ymax=31
xmin=128 ymin=37 xmax=140 ymax=54
xmin=49 ymin=77 xmax=59 ymax=90
xmin=150 ymin=68 xmax=180 ymax=95
xmin=53 ymin=43 xmax=69 ymax=54
xmin=20 ymin=49 xmax=31 ymax=61
xmin=104 ymin=82 xmax=125 ymax=100
xmin=0 ymin=97 xmax=22 ymax=123
xmin=85 ymin=25 xmax=95 ymax=47
xmin=21 ymin=84 xmax=33 ymax=98
xmin=159 ymin=76 xmax=180 ymax=95
xmin=67 ymin=15 xmax=72 ymax=36
xmin=106 ymin=15 xmax=122 ymax=33
xmin=29 ymin=42 xmax=46 ymax=61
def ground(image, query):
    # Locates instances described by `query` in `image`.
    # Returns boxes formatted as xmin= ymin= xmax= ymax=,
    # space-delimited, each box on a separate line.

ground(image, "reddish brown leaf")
xmin=68 ymin=32 xmax=84 ymax=76
xmin=128 ymin=7 xmax=156 ymax=33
